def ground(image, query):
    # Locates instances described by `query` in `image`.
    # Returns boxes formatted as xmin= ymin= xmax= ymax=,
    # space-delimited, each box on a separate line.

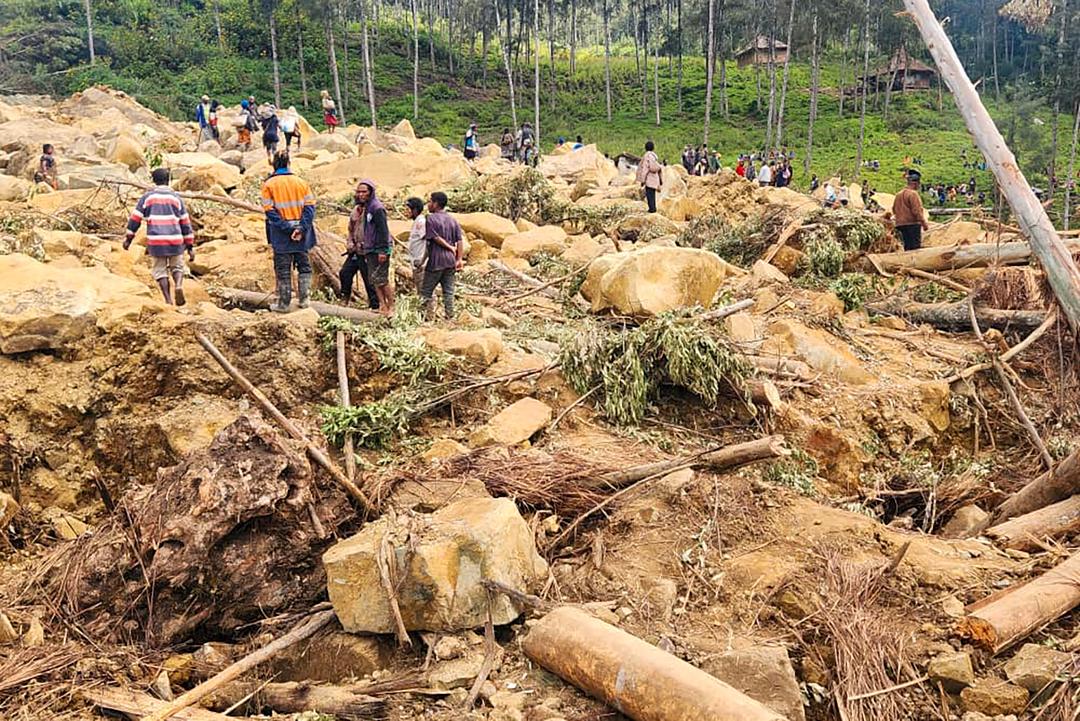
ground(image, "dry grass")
xmin=815 ymin=547 xmax=917 ymax=721
xmin=974 ymin=266 xmax=1049 ymax=311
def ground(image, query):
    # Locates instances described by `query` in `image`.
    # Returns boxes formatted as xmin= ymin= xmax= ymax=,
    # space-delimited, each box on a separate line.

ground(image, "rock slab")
xmin=323 ymin=497 xmax=549 ymax=633
xmin=703 ymin=646 xmax=806 ymax=721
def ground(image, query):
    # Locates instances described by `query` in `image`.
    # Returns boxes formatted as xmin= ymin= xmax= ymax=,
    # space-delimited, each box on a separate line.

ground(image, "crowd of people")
xmin=195 ymin=94 xmax=305 ymax=164
xmin=124 ymin=149 xmax=464 ymax=320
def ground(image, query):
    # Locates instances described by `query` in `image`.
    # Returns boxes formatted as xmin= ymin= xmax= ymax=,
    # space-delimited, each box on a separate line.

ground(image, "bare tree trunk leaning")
xmin=494 ymin=0 xmax=518 ymax=128
xmin=901 ymin=0 xmax=1080 ymax=332
xmin=84 ymin=0 xmax=96 ymax=64
xmin=1066 ymin=102 xmax=1079 ymax=231
xmin=326 ymin=16 xmax=346 ymax=126
xmin=774 ymin=0 xmax=796 ymax=150
xmin=533 ymin=0 xmax=540 ymax=145
xmin=653 ymin=39 xmax=660 ymax=126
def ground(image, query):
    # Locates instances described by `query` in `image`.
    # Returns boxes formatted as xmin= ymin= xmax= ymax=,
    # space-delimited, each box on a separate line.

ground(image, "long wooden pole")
xmin=143 ymin=610 xmax=336 ymax=721
xmin=335 ymin=331 xmax=357 ymax=487
xmin=901 ymin=0 xmax=1080 ymax=332
xmin=195 ymin=333 xmax=375 ymax=514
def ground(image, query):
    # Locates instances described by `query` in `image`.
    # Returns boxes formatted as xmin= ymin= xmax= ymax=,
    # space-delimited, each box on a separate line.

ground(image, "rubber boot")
xmin=297 ymin=273 xmax=312 ymax=309
xmin=269 ymin=282 xmax=292 ymax=313
xmin=172 ymin=271 xmax=186 ymax=307
xmin=156 ymin=277 xmax=173 ymax=305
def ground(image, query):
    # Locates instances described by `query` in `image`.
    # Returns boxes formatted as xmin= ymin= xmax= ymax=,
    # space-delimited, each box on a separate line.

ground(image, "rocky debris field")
xmin=1 ymin=86 xmax=1079 ymax=721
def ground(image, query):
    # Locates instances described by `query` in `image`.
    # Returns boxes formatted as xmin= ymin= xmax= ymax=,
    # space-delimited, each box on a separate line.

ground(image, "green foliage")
xmin=319 ymin=391 xmax=415 ymax=450
xmin=828 ymin=274 xmax=877 ymax=312
xmin=560 ymin=314 xmax=751 ymax=427
xmin=912 ymin=282 xmax=966 ymax=304
xmin=800 ymin=227 xmax=846 ymax=278
xmin=764 ymin=449 xmax=819 ymax=497
xmin=317 ymin=315 xmax=448 ymax=385
xmin=677 ymin=214 xmax=767 ymax=269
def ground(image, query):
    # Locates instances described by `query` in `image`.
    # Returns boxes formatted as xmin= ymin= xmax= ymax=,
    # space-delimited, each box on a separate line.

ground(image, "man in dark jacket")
xmin=260 ymin=152 xmax=317 ymax=312
xmin=342 ymin=179 xmax=394 ymax=316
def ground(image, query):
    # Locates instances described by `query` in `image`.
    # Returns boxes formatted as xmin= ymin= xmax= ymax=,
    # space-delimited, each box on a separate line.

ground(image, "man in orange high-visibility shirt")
xmin=261 ymin=151 xmax=317 ymax=312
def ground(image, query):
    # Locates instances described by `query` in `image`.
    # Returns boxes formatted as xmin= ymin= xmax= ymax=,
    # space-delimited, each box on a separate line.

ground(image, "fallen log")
xmin=336 ymin=330 xmax=358 ymax=486
xmin=83 ymin=687 xmax=254 ymax=720
xmin=214 ymin=286 xmax=382 ymax=323
xmin=594 ymin=436 xmax=789 ymax=490
xmin=143 ymin=609 xmax=336 ymax=721
xmin=195 ymin=333 xmax=376 ymax=514
xmin=995 ymin=448 xmax=1080 ymax=522
xmin=203 ymin=681 xmax=385 ymax=720
xmin=958 ymin=550 xmax=1080 ymax=654
xmin=522 ymin=606 xmax=786 ymax=721
xmin=101 ymin=177 xmax=263 ymax=214
xmin=866 ymin=298 xmax=1047 ymax=333
xmin=985 ymin=495 xmax=1080 ymax=551
xmin=900 ymin=0 xmax=1080 ymax=332
xmin=863 ymin=240 xmax=1080 ymax=274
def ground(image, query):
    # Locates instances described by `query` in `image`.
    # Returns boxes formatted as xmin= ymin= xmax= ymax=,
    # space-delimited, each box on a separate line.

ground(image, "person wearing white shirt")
xmin=405 ymin=196 xmax=428 ymax=292
xmin=757 ymin=162 xmax=774 ymax=187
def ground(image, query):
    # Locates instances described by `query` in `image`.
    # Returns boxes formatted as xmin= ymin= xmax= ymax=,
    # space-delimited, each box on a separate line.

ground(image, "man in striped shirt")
xmin=261 ymin=151 xmax=317 ymax=312
xmin=124 ymin=168 xmax=195 ymax=306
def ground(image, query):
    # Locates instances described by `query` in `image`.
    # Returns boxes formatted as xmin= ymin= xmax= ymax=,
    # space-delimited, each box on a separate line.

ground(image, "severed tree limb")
xmin=204 ymin=681 xmax=384 ymax=720
xmin=900 ymin=0 xmax=1080 ymax=332
xmin=142 ymin=609 xmax=337 ymax=721
xmin=499 ymin=263 xmax=590 ymax=305
xmin=897 ymin=267 xmax=972 ymax=294
xmin=463 ymin=593 xmax=497 ymax=708
xmin=336 ymin=330 xmax=357 ymax=487
xmin=958 ymin=550 xmax=1080 ymax=654
xmin=83 ymin=688 xmax=250 ymax=721
xmin=947 ymin=310 xmax=1058 ymax=383
xmin=377 ymin=533 xmax=412 ymax=648
xmin=214 ymin=286 xmax=383 ymax=323
xmin=985 ymin=494 xmax=1080 ymax=551
xmin=995 ymin=447 xmax=1080 ymax=522
xmin=867 ymin=297 xmax=1047 ymax=333
xmin=696 ymin=298 xmax=756 ymax=322
xmin=488 ymin=259 xmax=559 ymax=298
xmin=195 ymin=333 xmax=376 ymax=514
xmin=966 ymin=300 xmax=1053 ymax=470
xmin=101 ymin=177 xmax=264 ymax=213
xmin=863 ymin=240 xmax=1080 ymax=273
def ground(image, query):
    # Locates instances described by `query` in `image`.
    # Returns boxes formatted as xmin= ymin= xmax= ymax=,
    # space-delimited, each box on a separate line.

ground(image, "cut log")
xmin=143 ymin=609 xmax=336 ymax=721
xmin=995 ymin=448 xmax=1080 ymax=522
xmin=958 ymin=550 xmax=1080 ymax=654
xmin=214 ymin=286 xmax=382 ymax=323
xmin=83 ymin=687 xmax=252 ymax=721
xmin=900 ymin=0 xmax=1080 ymax=332
xmin=866 ymin=298 xmax=1047 ymax=333
xmin=985 ymin=495 xmax=1080 ymax=551
xmin=203 ymin=681 xmax=385 ymax=720
xmin=864 ymin=240 xmax=1080 ymax=273
xmin=594 ymin=436 xmax=789 ymax=490
xmin=522 ymin=606 xmax=787 ymax=721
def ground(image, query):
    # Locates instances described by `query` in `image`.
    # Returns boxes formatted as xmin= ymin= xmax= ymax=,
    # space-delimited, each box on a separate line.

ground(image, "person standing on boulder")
xmin=36 ymin=144 xmax=58 ymax=189
xmin=260 ymin=105 xmax=281 ymax=163
xmin=341 ymin=180 xmax=394 ymax=316
xmin=464 ymin=123 xmax=479 ymax=161
xmin=321 ymin=90 xmax=340 ymax=133
xmin=195 ymin=95 xmax=214 ymax=143
xmin=281 ymin=106 xmax=301 ymax=150
xmin=419 ymin=191 xmax=464 ymax=321
xmin=893 ymin=170 xmax=930 ymax=251
xmin=636 ymin=141 xmax=663 ymax=214
xmin=124 ymin=168 xmax=195 ymax=306
xmin=499 ymin=128 xmax=515 ymax=160
xmin=261 ymin=151 xmax=317 ymax=312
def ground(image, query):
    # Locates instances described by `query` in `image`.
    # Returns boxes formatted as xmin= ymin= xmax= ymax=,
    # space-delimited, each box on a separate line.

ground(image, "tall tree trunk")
xmin=805 ymin=1 xmax=819 ymax=175
xmin=1049 ymin=0 xmax=1068 ymax=194
xmin=448 ymin=0 xmax=455 ymax=76
xmin=481 ymin=22 xmax=489 ymax=89
xmin=533 ymin=0 xmax=540 ymax=145
xmin=603 ymin=0 xmax=612 ymax=122
xmin=83 ymin=0 xmax=96 ymax=64
xmin=361 ymin=0 xmax=376 ymax=126
xmin=703 ymin=0 xmax=715 ymax=144
xmin=774 ymin=0 xmax=795 ymax=150
xmin=719 ymin=20 xmax=728 ymax=119
xmin=839 ymin=25 xmax=852 ymax=118
xmin=641 ymin=3 xmax=649 ymax=113
xmin=341 ymin=6 xmax=350 ymax=112
xmin=653 ymin=36 xmax=660 ymax=126
xmin=214 ymin=0 xmax=224 ymax=48
xmin=1066 ymin=102 xmax=1079 ymax=231
xmin=269 ymin=8 xmax=282 ymax=108
xmin=676 ymin=0 xmax=683 ymax=112
xmin=548 ymin=0 xmax=556 ymax=112
xmin=493 ymin=0 xmax=518 ymax=128
xmin=297 ymin=7 xmax=309 ymax=108
xmin=992 ymin=11 xmax=1001 ymax=100
xmin=570 ymin=0 xmax=578 ymax=76
xmin=412 ymin=0 xmax=420 ymax=118
xmin=856 ymin=0 xmax=871 ymax=177
xmin=428 ymin=0 xmax=436 ymax=72
xmin=764 ymin=0 xmax=778 ymax=150
xmin=326 ymin=15 xmax=345 ymax=125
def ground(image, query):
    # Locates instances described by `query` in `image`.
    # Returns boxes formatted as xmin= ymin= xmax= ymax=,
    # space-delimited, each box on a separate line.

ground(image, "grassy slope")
xmin=71 ymin=24 xmax=1077 ymax=201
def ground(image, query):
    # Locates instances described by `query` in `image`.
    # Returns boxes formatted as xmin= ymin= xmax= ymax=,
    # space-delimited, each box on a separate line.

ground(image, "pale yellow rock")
xmin=808 ymin=291 xmax=846 ymax=318
xmin=155 ymin=396 xmax=241 ymax=457
xmin=174 ymin=161 xmax=242 ymax=192
xmin=924 ymin=220 xmax=986 ymax=248
xmin=23 ymin=617 xmax=44 ymax=647
xmin=0 ymin=613 xmax=17 ymax=644
xmin=469 ymin=397 xmax=553 ymax=448
xmin=420 ymin=327 xmax=504 ymax=366
xmin=423 ymin=438 xmax=469 ymax=461
xmin=591 ymin=246 xmax=728 ymax=316
xmin=0 ymin=491 xmax=18 ymax=526
xmin=764 ymin=319 xmax=874 ymax=385
xmin=724 ymin=313 xmax=758 ymax=343
xmin=389 ymin=118 xmax=417 ymax=139
xmin=33 ymin=229 xmax=88 ymax=259
xmin=468 ymin=238 xmax=492 ymax=262
xmin=515 ymin=218 xmax=538 ymax=233
xmin=537 ymin=145 xmax=616 ymax=189
xmin=561 ymin=235 xmax=604 ymax=267
xmin=452 ymin=212 xmax=519 ymax=248
xmin=324 ymin=497 xmax=548 ymax=633
xmin=43 ymin=506 xmax=89 ymax=540
xmin=480 ymin=306 xmax=514 ymax=329
xmin=304 ymin=132 xmax=357 ymax=156
xmin=0 ymin=253 xmax=157 ymax=353
xmin=751 ymin=260 xmax=790 ymax=286
xmin=579 ymin=253 xmax=624 ymax=304
xmin=500 ymin=226 xmax=569 ymax=260
xmin=0 ymin=175 xmax=31 ymax=202
xmin=306 ymin=150 xmax=473 ymax=198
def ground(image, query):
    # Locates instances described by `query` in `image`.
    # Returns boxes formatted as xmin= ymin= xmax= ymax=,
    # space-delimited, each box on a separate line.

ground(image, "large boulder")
xmin=304 ymin=132 xmax=357 ymax=156
xmin=615 ymin=212 xmax=680 ymax=243
xmin=537 ymin=144 xmax=617 ymax=189
xmin=306 ymin=150 xmax=473 ymax=198
xmin=0 ymin=175 xmax=32 ymax=202
xmin=0 ymin=253 xmax=157 ymax=353
xmin=587 ymin=246 xmax=729 ymax=316
xmin=468 ymin=397 xmax=553 ymax=448
xmin=323 ymin=497 xmax=549 ymax=633
xmin=105 ymin=134 xmax=146 ymax=171
xmin=1004 ymin=644 xmax=1073 ymax=694
xmin=388 ymin=118 xmax=417 ymax=140
xmin=924 ymin=220 xmax=986 ymax=247
xmin=420 ymin=328 xmax=503 ymax=366
xmin=163 ymin=152 xmax=242 ymax=190
xmin=452 ymin=212 xmax=519 ymax=248
xmin=763 ymin=319 xmax=874 ymax=385
xmin=500 ymin=225 xmax=569 ymax=260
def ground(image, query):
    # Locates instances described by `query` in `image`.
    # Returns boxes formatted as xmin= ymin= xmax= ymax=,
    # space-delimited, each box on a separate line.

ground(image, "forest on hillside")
xmin=1 ymin=0 xmax=1078 ymax=200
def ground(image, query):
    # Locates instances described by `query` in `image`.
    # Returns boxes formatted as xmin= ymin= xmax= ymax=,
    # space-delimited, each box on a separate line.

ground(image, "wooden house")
xmin=734 ymin=36 xmax=789 ymax=68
